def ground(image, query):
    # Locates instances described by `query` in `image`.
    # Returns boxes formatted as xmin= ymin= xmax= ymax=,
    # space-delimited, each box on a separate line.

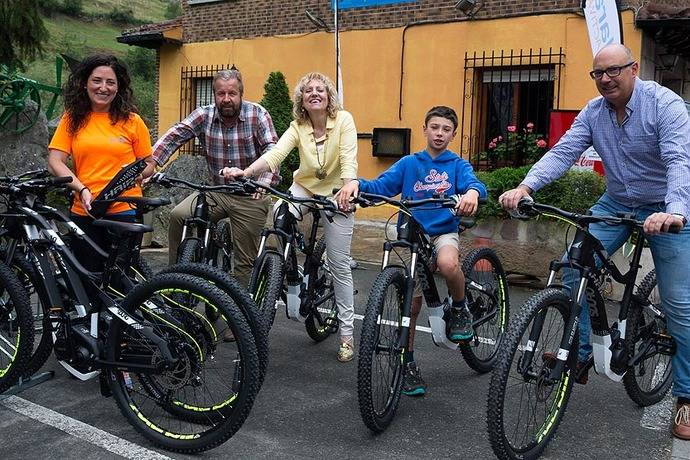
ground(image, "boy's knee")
xmin=436 ymin=255 xmax=459 ymax=277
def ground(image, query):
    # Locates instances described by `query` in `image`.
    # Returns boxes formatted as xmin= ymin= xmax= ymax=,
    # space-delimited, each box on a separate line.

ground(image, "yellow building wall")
xmin=157 ymin=11 xmax=641 ymax=220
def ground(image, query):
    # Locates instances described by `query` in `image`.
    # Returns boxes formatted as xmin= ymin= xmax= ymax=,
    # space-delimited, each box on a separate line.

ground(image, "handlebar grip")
xmin=459 ymin=217 xmax=476 ymax=229
xmin=668 ymin=221 xmax=683 ymax=234
xmin=50 ymin=176 xmax=73 ymax=185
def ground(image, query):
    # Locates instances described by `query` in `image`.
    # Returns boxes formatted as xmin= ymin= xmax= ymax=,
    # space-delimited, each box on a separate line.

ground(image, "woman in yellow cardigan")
xmin=225 ymin=72 xmax=358 ymax=362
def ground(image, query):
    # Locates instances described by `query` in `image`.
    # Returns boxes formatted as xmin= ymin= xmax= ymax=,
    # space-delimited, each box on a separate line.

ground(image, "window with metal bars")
xmin=178 ymin=64 xmax=229 ymax=155
xmin=460 ymin=48 xmax=565 ymax=170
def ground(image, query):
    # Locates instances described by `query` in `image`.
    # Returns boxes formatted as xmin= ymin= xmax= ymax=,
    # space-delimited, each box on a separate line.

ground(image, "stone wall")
xmin=0 ymin=102 xmax=49 ymax=176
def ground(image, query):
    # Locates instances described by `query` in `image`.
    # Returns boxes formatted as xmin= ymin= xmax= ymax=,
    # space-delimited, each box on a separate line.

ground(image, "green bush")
xmin=60 ymin=0 xmax=83 ymax=17
xmin=260 ymin=71 xmax=298 ymax=192
xmin=475 ymin=167 xmax=606 ymax=219
xmin=107 ymin=6 xmax=137 ymax=25
xmin=124 ymin=47 xmax=155 ymax=81
xmin=165 ymin=0 xmax=182 ymax=19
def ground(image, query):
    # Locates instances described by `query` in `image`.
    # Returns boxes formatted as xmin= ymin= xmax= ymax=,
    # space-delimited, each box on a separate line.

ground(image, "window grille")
xmin=460 ymin=48 xmax=565 ymax=170
xmin=178 ymin=64 xmax=230 ymax=155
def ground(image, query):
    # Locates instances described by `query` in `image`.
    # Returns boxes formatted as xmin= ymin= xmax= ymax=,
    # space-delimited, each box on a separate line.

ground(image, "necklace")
xmin=314 ymin=133 xmax=327 ymax=180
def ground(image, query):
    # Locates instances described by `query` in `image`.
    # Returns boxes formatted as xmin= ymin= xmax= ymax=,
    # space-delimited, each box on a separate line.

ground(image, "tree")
xmin=164 ymin=0 xmax=182 ymax=19
xmin=260 ymin=71 xmax=298 ymax=191
xmin=0 ymin=0 xmax=49 ymax=70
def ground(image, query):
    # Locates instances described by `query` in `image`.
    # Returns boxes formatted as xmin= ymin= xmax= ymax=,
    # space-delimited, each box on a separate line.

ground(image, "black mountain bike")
xmin=152 ymin=174 xmax=241 ymax=269
xmin=244 ymin=179 xmax=342 ymax=342
xmin=352 ymin=192 xmax=509 ymax=433
xmin=0 ymin=173 xmax=261 ymax=453
xmin=487 ymin=198 xmax=678 ymax=460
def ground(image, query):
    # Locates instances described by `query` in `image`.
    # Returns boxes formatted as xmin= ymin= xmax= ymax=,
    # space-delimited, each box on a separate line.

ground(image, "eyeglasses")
xmin=589 ymin=62 xmax=635 ymax=80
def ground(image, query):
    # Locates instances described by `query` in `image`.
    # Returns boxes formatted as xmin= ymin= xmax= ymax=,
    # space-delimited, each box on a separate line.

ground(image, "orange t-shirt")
xmin=49 ymin=112 xmax=152 ymax=216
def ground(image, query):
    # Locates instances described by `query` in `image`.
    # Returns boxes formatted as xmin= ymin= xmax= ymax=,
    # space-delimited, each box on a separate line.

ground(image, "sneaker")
xmin=402 ymin=361 xmax=427 ymax=396
xmin=447 ymin=306 xmax=474 ymax=342
xmin=337 ymin=341 xmax=354 ymax=362
xmin=673 ymin=402 xmax=690 ymax=440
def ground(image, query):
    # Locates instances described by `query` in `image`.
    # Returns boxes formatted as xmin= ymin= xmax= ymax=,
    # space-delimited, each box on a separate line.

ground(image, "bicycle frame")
xmin=256 ymin=197 xmax=335 ymax=322
xmin=519 ymin=203 xmax=674 ymax=384
xmin=1 ymin=192 xmax=178 ymax=381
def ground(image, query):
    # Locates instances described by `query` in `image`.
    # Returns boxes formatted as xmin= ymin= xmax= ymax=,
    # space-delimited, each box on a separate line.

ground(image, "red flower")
xmin=488 ymin=142 xmax=497 ymax=149
xmin=507 ymin=125 xmax=516 ymax=133
xmin=536 ymin=139 xmax=547 ymax=148
xmin=497 ymin=135 xmax=503 ymax=142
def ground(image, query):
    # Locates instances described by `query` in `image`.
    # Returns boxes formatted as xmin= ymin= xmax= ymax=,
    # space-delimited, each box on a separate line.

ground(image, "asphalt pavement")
xmin=0 ymin=251 xmax=684 ymax=459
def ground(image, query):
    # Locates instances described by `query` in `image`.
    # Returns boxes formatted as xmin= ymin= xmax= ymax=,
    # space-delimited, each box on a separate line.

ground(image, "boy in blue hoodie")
xmin=337 ymin=106 xmax=487 ymax=396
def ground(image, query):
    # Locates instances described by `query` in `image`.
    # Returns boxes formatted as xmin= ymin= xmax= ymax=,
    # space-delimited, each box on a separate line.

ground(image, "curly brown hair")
xmin=292 ymin=72 xmax=341 ymax=123
xmin=62 ymin=54 xmax=137 ymax=135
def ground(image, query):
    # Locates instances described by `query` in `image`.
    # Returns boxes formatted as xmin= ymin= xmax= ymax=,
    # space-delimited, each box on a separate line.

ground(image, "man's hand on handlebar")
xmin=499 ymin=185 xmax=533 ymax=210
xmin=219 ymin=167 xmax=246 ymax=181
xmin=644 ymin=212 xmax=685 ymax=236
xmin=335 ymin=180 xmax=359 ymax=212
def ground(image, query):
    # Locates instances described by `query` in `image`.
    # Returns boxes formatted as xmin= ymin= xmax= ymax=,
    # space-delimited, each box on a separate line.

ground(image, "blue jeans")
xmin=561 ymin=193 xmax=690 ymax=398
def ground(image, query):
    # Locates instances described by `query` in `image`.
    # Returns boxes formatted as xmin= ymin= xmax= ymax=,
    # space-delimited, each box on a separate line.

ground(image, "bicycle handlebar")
xmin=150 ymin=172 xmax=249 ymax=195
xmin=237 ymin=178 xmax=344 ymax=215
xmin=516 ymin=197 xmax=682 ymax=234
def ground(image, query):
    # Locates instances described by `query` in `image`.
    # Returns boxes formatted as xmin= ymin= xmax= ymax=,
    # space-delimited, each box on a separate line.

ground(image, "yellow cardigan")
xmin=262 ymin=110 xmax=358 ymax=196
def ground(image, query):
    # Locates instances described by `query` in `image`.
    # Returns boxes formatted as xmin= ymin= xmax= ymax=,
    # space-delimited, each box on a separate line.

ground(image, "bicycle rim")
xmin=488 ymin=289 xmax=574 ymax=459
xmin=108 ymin=274 xmax=260 ymax=453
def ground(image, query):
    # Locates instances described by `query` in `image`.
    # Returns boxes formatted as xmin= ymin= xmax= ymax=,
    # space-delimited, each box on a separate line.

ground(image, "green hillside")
xmin=18 ymin=0 xmax=174 ymax=125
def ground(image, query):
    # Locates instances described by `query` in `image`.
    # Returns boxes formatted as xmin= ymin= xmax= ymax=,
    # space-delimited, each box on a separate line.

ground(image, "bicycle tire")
xmin=357 ymin=266 xmax=406 ymax=433
xmin=623 ymin=269 xmax=673 ymax=406
xmin=459 ymin=247 xmax=510 ymax=373
xmin=106 ymin=272 xmax=261 ymax=454
xmin=487 ymin=288 xmax=577 ymax=460
xmin=248 ymin=250 xmax=284 ymax=330
xmin=305 ymin=236 xmax=339 ymax=342
xmin=213 ymin=220 xmax=233 ymax=273
xmin=0 ymin=260 xmax=34 ymax=392
xmin=160 ymin=262 xmax=269 ymax=382
xmin=8 ymin=253 xmax=52 ymax=379
xmin=177 ymin=237 xmax=203 ymax=265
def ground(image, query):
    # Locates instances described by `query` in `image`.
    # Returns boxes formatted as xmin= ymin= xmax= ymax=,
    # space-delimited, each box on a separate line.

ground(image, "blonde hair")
xmin=292 ymin=72 xmax=341 ymax=123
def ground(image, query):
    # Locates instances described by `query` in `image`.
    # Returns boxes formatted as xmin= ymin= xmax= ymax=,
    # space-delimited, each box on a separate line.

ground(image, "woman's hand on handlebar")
xmin=455 ymin=189 xmax=479 ymax=216
xmin=335 ymin=179 xmax=359 ymax=212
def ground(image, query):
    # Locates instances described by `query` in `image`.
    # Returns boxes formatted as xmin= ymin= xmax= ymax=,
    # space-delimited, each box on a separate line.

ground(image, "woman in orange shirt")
xmin=47 ymin=54 xmax=156 ymax=271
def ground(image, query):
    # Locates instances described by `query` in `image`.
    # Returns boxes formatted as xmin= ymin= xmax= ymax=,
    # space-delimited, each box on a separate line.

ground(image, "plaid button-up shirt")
xmin=153 ymin=101 xmax=279 ymax=185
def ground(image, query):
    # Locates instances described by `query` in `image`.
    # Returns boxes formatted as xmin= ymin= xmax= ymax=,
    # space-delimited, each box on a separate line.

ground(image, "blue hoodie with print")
xmin=358 ymin=150 xmax=487 ymax=236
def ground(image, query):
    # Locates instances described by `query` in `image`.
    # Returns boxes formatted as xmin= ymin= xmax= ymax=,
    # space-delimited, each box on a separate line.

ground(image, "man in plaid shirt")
xmin=153 ymin=69 xmax=278 ymax=294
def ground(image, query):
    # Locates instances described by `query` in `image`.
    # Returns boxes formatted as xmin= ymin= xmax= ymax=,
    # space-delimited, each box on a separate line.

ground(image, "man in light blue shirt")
xmin=501 ymin=44 xmax=690 ymax=439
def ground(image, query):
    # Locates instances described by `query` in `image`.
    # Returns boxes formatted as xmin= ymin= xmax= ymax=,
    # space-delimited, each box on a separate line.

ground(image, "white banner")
xmin=583 ymin=0 xmax=622 ymax=56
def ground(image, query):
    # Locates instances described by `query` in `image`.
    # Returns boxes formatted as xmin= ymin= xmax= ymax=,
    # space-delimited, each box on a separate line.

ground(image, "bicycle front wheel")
xmin=487 ymin=288 xmax=576 ymax=460
xmin=357 ymin=266 xmax=406 ymax=433
xmin=177 ymin=237 xmax=204 ymax=265
xmin=459 ymin=247 xmax=510 ymax=373
xmin=248 ymin=249 xmax=284 ymax=330
xmin=107 ymin=273 xmax=261 ymax=453
xmin=623 ymin=269 xmax=673 ymax=406
xmin=0 ymin=261 xmax=34 ymax=392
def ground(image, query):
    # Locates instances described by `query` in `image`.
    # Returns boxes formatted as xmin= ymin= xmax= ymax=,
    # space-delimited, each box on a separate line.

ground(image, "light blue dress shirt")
xmin=522 ymin=78 xmax=690 ymax=220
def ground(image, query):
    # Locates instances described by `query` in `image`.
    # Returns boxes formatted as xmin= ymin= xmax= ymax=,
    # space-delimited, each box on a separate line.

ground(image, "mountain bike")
xmin=151 ymin=174 xmax=242 ymax=269
xmin=487 ymin=198 xmax=679 ymax=460
xmin=352 ymin=191 xmax=509 ymax=433
xmin=0 ymin=173 xmax=262 ymax=453
xmin=243 ymin=179 xmax=342 ymax=342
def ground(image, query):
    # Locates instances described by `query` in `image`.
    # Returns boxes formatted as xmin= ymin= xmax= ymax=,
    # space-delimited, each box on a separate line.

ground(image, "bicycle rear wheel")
xmin=305 ymin=237 xmax=338 ymax=342
xmin=459 ymin=247 xmax=510 ymax=373
xmin=487 ymin=288 xmax=576 ymax=460
xmin=0 ymin=261 xmax=34 ymax=392
xmin=357 ymin=266 xmax=406 ymax=433
xmin=623 ymin=269 xmax=673 ymax=406
xmin=107 ymin=273 xmax=260 ymax=453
